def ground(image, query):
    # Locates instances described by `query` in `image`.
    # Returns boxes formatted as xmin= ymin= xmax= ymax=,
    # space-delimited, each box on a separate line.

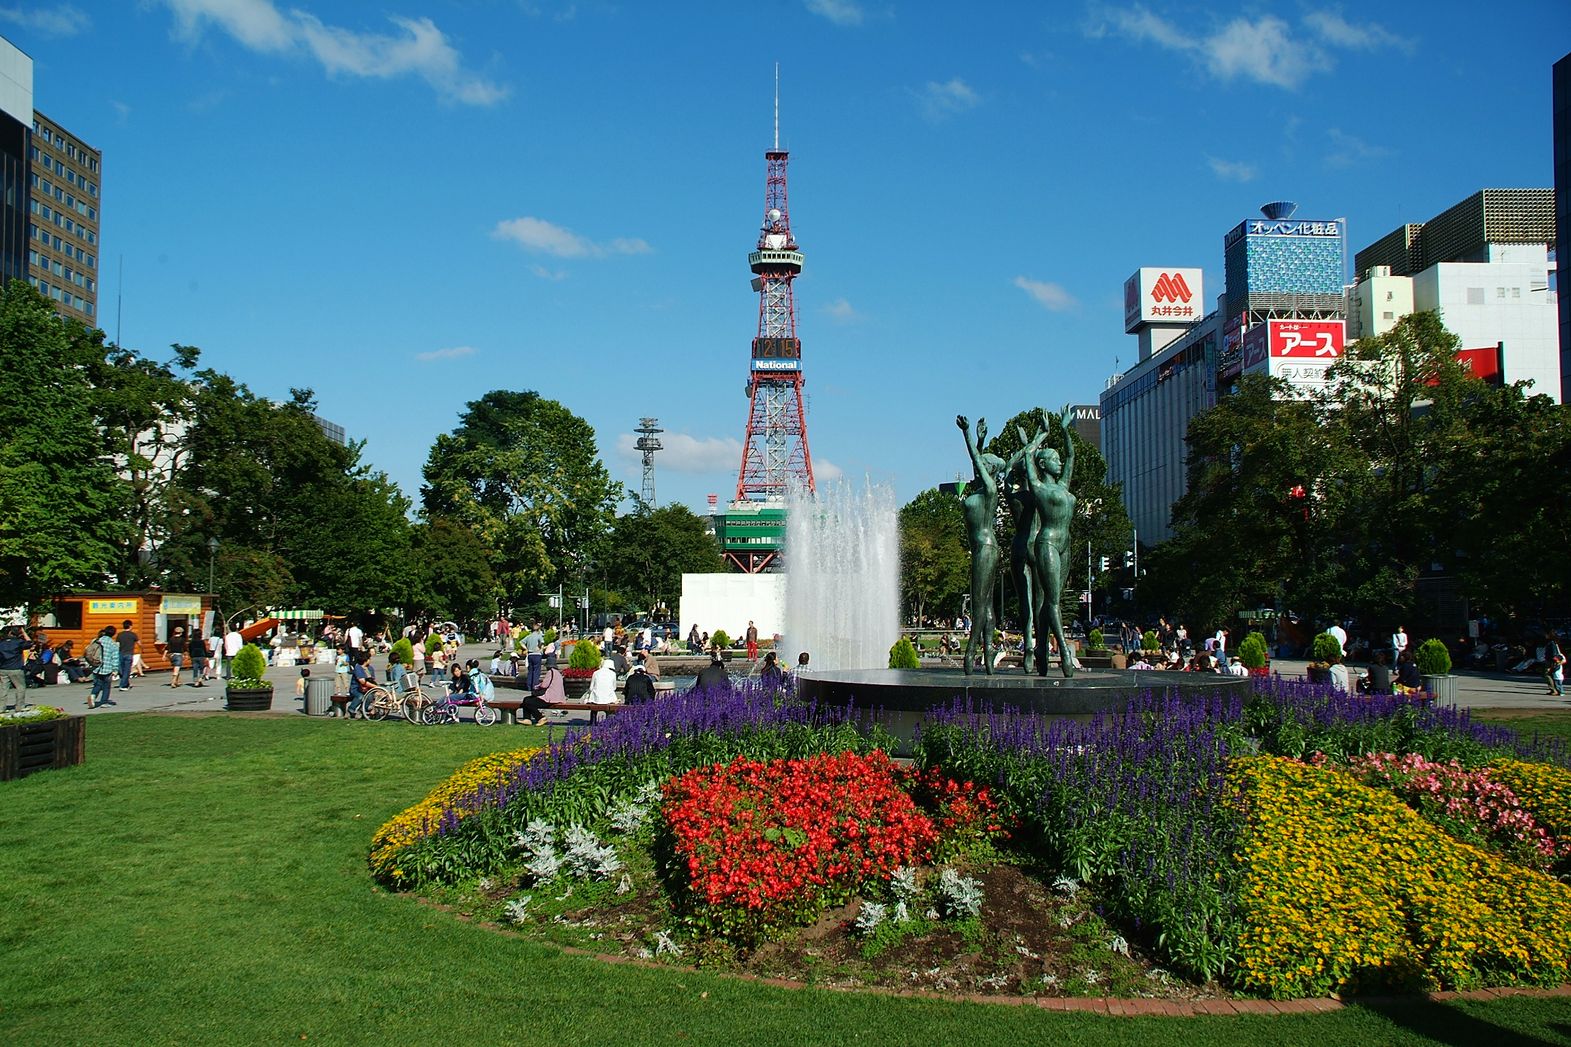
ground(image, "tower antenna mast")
xmin=634 ymin=417 xmax=663 ymax=507
xmin=731 ymin=68 xmax=815 ymax=571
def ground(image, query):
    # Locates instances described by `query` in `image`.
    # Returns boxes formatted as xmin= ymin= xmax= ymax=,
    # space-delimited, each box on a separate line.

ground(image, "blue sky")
xmin=7 ymin=1 xmax=1569 ymax=514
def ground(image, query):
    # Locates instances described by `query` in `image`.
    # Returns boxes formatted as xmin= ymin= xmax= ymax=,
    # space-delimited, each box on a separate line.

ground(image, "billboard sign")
xmin=1454 ymin=346 xmax=1503 ymax=385
xmin=1225 ymin=218 xmax=1344 ymax=247
xmin=1267 ymin=319 xmax=1344 ymax=359
xmin=1123 ymin=267 xmax=1203 ymax=332
xmin=1242 ymin=324 xmax=1269 ymax=371
xmin=751 ymin=358 xmax=801 ymax=372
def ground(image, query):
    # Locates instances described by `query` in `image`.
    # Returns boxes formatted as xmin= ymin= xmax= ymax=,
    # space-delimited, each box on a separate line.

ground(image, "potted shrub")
xmin=1307 ymin=632 xmax=1342 ymax=684
xmin=1415 ymin=638 xmax=1457 ymax=703
xmin=711 ymin=629 xmax=732 ymax=655
xmin=1238 ymin=631 xmax=1270 ymax=677
xmin=562 ymin=638 xmax=602 ymax=700
xmin=1087 ymin=628 xmax=1106 ymax=651
xmin=1141 ymin=629 xmax=1160 ymax=653
xmin=887 ymin=635 xmax=920 ymax=670
xmin=225 ymin=643 xmax=273 ymax=711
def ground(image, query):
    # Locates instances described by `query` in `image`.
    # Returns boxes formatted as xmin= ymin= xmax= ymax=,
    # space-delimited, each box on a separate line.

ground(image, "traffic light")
xmin=1098 ymin=555 xmax=1110 ymax=572
xmin=1123 ymin=551 xmax=1135 ymax=568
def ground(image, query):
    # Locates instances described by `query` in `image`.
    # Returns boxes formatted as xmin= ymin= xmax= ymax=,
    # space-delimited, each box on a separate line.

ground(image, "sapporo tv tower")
xmin=725 ymin=72 xmax=815 ymax=573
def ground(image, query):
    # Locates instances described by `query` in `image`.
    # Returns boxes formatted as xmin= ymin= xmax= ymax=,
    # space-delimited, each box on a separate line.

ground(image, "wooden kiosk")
xmin=36 ymin=592 xmax=218 ymax=672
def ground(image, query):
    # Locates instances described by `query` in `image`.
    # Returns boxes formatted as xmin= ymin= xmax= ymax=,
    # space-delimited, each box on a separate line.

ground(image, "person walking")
xmin=188 ymin=629 xmax=210 ymax=692
xmin=1544 ymin=631 xmax=1565 ymax=697
xmin=89 ymin=625 xmax=119 ymax=709
xmin=167 ymin=626 xmax=188 ymax=687
xmin=223 ymin=624 xmax=243 ymax=679
xmin=745 ymin=620 xmax=759 ymax=661
xmin=116 ymin=619 xmax=139 ymax=691
xmin=0 ymin=625 xmax=30 ymax=711
xmin=206 ymin=630 xmax=223 ymax=681
xmin=522 ymin=622 xmax=544 ymax=693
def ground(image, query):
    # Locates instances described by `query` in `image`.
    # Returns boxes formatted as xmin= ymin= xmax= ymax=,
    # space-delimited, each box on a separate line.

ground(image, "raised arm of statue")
xmin=1058 ymin=406 xmax=1076 ymax=490
xmin=958 ymin=414 xmax=990 ymax=483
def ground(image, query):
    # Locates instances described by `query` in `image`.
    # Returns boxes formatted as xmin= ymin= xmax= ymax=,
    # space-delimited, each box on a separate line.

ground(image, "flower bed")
xmin=662 ymin=751 xmax=938 ymax=943
xmin=377 ymin=676 xmax=1571 ymax=999
xmin=369 ymin=747 xmax=544 ymax=883
xmin=1313 ymin=751 xmax=1570 ymax=872
xmin=1232 ymin=755 xmax=1571 ymax=998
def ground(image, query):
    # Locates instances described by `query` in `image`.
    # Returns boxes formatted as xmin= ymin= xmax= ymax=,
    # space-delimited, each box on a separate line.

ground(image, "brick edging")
xmin=412 ymin=896 xmax=1571 ymax=1015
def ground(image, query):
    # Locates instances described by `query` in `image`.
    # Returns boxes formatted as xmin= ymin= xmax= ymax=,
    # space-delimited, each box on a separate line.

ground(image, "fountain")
xmin=781 ymin=479 xmax=900 ymax=670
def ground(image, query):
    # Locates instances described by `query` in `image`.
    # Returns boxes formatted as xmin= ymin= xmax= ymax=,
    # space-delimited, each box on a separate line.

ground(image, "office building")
xmin=27 ymin=110 xmax=100 ymax=323
xmin=1553 ymin=53 xmax=1570 ymax=401
xmin=0 ymin=38 xmax=31 ymax=289
xmin=1351 ymin=189 xmax=1560 ymax=402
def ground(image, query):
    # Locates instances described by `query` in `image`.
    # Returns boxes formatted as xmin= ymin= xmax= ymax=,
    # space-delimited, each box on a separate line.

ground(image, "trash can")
xmin=304 ymin=676 xmax=334 ymax=716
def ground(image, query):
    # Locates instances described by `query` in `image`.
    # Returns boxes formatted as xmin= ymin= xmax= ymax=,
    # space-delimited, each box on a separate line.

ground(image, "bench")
xmin=488 ymin=695 xmax=624 ymax=726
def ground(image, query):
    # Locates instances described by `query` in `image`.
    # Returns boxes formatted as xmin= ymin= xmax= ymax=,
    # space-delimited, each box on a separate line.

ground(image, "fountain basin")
xmin=797 ymin=668 xmax=1250 ymax=749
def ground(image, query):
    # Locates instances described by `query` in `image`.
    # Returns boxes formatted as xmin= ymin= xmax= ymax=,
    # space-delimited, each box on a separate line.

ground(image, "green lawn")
xmin=2 ymin=714 xmax=1569 ymax=1046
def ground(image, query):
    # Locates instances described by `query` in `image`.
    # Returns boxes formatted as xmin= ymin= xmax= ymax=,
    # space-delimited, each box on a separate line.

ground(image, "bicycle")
xmin=363 ymin=673 xmax=435 ymax=724
xmin=421 ymin=686 xmax=497 ymax=726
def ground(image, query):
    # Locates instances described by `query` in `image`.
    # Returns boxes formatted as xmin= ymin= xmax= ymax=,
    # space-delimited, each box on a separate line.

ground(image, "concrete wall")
xmin=680 ymin=573 xmax=784 ymax=645
xmin=1413 ymin=259 xmax=1561 ymax=403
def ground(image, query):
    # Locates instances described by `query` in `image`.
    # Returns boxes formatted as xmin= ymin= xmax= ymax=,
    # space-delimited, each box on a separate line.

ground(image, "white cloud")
xmin=160 ymin=0 xmax=507 ymax=105
xmin=916 ymin=77 xmax=980 ymax=121
xmin=813 ymin=458 xmax=845 ymax=482
xmin=616 ymin=432 xmax=743 ymax=474
xmin=416 ymin=345 xmax=476 ymax=362
xmin=1088 ymin=5 xmax=1405 ymax=90
xmin=110 ymin=100 xmax=132 ymax=124
xmin=1324 ymin=127 xmax=1392 ymax=169
xmin=823 ymin=297 xmax=860 ymax=323
xmin=493 ymin=216 xmax=653 ymax=259
xmin=1302 ymin=10 xmax=1412 ymax=53
xmin=1013 ymin=276 xmax=1077 ymax=311
xmin=530 ymin=264 xmax=569 ymax=281
xmin=0 ymin=4 xmax=90 ymax=36
xmin=805 ymin=0 xmax=863 ymax=26
xmin=1206 ymin=156 xmax=1257 ymax=182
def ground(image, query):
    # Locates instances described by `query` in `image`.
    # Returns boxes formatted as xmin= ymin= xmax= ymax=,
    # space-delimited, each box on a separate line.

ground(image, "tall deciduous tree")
xmin=421 ymin=391 xmax=620 ymax=603
xmin=0 ymin=281 xmax=130 ymax=608
xmin=897 ymin=487 xmax=969 ymax=625
xmin=410 ymin=516 xmax=501 ymax=623
xmin=600 ymin=504 xmax=724 ymax=613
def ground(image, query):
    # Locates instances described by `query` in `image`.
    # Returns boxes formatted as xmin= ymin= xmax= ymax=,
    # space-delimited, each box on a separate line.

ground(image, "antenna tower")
xmin=732 ymin=72 xmax=815 ymax=568
xmin=634 ymin=416 xmax=663 ymax=507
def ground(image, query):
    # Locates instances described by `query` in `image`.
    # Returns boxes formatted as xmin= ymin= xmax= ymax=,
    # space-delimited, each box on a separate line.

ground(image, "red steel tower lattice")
xmin=735 ymin=139 xmax=815 ymax=510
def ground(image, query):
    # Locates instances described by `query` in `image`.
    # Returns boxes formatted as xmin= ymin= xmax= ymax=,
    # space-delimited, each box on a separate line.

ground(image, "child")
xmin=295 ymin=667 xmax=311 ymax=700
xmin=334 ymin=647 xmax=350 ymax=695
xmin=430 ymin=643 xmax=446 ymax=683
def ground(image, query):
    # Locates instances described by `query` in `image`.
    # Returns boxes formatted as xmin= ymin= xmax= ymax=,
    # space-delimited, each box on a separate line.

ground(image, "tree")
xmin=86 ymin=342 xmax=200 ymax=588
xmin=600 ymin=504 xmax=724 ymax=613
xmin=0 ymin=281 xmax=131 ymax=608
xmin=411 ymin=516 xmax=501 ymax=622
xmin=897 ymin=487 xmax=968 ymax=624
xmin=422 ymin=391 xmax=620 ymax=604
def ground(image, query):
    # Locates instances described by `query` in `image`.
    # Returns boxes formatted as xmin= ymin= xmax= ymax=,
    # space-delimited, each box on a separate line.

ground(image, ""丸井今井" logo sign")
xmin=1150 ymin=272 xmax=1193 ymax=304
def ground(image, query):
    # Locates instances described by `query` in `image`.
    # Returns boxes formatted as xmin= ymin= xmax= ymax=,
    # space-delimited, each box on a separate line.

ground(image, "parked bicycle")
xmin=421 ymin=687 xmax=497 ymax=726
xmin=363 ymin=672 xmax=436 ymax=724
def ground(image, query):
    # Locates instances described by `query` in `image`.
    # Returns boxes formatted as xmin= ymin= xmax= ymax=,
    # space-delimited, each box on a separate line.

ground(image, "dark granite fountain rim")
xmin=795 ymin=667 xmax=1249 ymax=715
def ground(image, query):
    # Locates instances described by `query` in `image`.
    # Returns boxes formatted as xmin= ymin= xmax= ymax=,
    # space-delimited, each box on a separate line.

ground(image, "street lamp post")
xmin=207 ymin=537 xmax=219 ymax=596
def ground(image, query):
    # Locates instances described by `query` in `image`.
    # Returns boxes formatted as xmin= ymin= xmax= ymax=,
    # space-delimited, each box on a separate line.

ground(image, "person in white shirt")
xmin=1328 ymin=657 xmax=1351 ymax=692
xmin=1227 ymin=655 xmax=1249 ymax=678
xmin=1391 ymin=626 xmax=1409 ymax=661
xmin=1213 ymin=628 xmax=1227 ymax=654
xmin=589 ymin=658 xmax=619 ymax=704
xmin=1327 ymin=622 xmax=1348 ymax=653
xmin=346 ymin=624 xmax=364 ymax=652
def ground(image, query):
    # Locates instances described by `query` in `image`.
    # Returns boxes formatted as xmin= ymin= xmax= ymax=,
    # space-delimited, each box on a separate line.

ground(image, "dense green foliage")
xmin=229 ymin=643 xmax=268 ymax=685
xmin=888 ymin=635 xmax=921 ymax=669
xmin=0 ymin=282 xmax=130 ymax=607
xmin=599 ymin=504 xmax=724 ymax=612
xmin=567 ymin=635 xmax=605 ymax=669
xmin=1312 ymin=632 xmax=1344 ymax=664
xmin=897 ymin=487 xmax=969 ymax=623
xmin=1144 ymin=313 xmax=1571 ymax=632
xmin=1238 ymin=631 xmax=1269 ymax=670
xmin=1416 ymin=638 xmax=1453 ymax=677
xmin=421 ymin=390 xmax=620 ymax=606
xmin=389 ymin=637 xmax=414 ymax=666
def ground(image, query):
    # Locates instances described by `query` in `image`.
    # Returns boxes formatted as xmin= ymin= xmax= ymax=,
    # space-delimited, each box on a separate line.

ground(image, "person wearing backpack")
xmin=88 ymin=625 xmax=119 ymax=709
